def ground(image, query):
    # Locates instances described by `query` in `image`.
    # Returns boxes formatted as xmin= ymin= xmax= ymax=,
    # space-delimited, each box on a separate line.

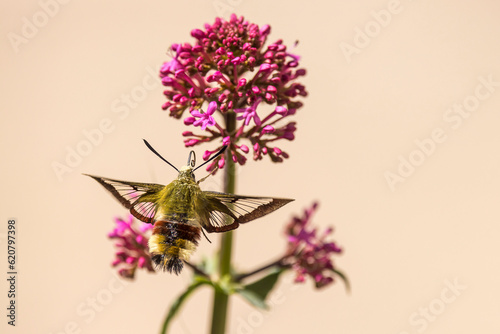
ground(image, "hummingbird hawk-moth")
xmin=85 ymin=140 xmax=293 ymax=274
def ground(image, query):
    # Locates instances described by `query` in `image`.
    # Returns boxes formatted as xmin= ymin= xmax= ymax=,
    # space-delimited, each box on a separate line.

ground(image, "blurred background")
xmin=2 ymin=0 xmax=500 ymax=333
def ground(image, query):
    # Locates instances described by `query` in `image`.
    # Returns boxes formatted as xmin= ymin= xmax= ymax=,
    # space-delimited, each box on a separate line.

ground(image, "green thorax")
xmin=154 ymin=166 xmax=201 ymax=223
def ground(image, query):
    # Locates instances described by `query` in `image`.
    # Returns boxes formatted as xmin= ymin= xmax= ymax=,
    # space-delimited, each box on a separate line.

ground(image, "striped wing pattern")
xmin=201 ymin=191 xmax=294 ymax=233
xmin=84 ymin=174 xmax=164 ymax=224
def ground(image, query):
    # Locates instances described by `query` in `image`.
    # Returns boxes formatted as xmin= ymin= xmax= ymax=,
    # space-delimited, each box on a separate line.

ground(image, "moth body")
xmin=149 ymin=165 xmax=202 ymax=273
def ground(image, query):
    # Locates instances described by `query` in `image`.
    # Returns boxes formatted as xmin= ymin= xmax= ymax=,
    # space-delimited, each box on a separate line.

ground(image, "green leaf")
xmin=237 ymin=289 xmax=268 ymax=309
xmin=160 ymin=277 xmax=213 ymax=334
xmin=237 ymin=268 xmax=284 ymax=309
xmin=331 ymin=268 xmax=351 ymax=293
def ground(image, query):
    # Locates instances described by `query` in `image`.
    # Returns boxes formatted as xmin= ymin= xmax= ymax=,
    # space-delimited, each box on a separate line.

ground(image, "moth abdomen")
xmin=148 ymin=220 xmax=201 ymax=275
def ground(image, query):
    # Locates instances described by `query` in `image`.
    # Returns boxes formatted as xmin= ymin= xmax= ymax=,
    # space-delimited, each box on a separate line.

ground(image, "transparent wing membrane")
xmin=85 ymin=174 xmax=164 ymax=223
xmin=202 ymin=191 xmax=293 ymax=232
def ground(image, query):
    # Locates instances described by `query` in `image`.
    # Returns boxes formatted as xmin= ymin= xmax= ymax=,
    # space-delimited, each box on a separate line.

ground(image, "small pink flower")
xmin=190 ymin=101 xmax=217 ymax=130
xmin=160 ymin=44 xmax=184 ymax=75
xmin=234 ymin=98 xmax=262 ymax=126
xmin=108 ymin=215 xmax=155 ymax=279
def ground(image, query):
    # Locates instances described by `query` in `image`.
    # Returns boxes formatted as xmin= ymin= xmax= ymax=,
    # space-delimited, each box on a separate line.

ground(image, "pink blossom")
xmin=190 ymin=101 xmax=217 ymax=130
xmin=160 ymin=44 xmax=184 ymax=75
xmin=285 ymin=202 xmax=343 ymax=289
xmin=234 ymin=98 xmax=262 ymax=126
xmin=108 ymin=215 xmax=155 ymax=279
xmin=159 ymin=14 xmax=307 ymax=170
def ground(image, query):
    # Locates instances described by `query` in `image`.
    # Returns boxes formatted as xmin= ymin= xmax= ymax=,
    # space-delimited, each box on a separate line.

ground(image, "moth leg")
xmin=200 ymin=227 xmax=212 ymax=243
xmin=197 ymin=169 xmax=217 ymax=184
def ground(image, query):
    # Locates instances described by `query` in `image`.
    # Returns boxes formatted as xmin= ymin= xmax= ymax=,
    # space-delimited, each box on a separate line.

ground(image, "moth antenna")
xmin=193 ymin=146 xmax=228 ymax=172
xmin=187 ymin=150 xmax=196 ymax=168
xmin=143 ymin=139 xmax=180 ymax=173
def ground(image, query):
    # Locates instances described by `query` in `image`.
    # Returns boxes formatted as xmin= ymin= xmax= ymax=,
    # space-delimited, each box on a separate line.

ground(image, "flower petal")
xmin=207 ymin=101 xmax=218 ymax=114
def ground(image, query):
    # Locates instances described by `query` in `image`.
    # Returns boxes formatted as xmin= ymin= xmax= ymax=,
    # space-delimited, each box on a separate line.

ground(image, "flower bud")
xmin=239 ymin=145 xmax=249 ymax=153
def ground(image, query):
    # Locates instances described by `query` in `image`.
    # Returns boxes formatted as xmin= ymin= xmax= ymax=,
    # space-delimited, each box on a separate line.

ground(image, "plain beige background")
xmin=2 ymin=0 xmax=500 ymax=333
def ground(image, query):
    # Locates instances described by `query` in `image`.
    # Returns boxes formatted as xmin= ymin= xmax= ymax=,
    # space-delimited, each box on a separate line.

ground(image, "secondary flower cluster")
xmin=285 ymin=202 xmax=343 ymax=288
xmin=108 ymin=215 xmax=155 ymax=279
xmin=159 ymin=14 xmax=307 ymax=171
xmin=108 ymin=205 xmax=344 ymax=289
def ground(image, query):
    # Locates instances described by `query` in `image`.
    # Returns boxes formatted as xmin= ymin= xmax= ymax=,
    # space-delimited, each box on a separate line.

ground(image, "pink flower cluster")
xmin=159 ymin=14 xmax=307 ymax=171
xmin=108 ymin=215 xmax=155 ymax=279
xmin=285 ymin=202 xmax=343 ymax=288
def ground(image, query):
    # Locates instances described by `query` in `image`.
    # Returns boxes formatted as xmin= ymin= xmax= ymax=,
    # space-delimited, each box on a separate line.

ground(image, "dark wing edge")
xmin=84 ymin=174 xmax=164 ymax=224
xmin=201 ymin=191 xmax=294 ymax=233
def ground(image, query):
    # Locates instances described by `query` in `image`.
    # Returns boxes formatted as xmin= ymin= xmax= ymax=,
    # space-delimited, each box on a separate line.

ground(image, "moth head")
xmin=178 ymin=165 xmax=196 ymax=181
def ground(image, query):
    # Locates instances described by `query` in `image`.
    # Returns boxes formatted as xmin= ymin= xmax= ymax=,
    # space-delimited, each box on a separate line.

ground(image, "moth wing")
xmin=198 ymin=191 xmax=293 ymax=233
xmin=85 ymin=174 xmax=164 ymax=224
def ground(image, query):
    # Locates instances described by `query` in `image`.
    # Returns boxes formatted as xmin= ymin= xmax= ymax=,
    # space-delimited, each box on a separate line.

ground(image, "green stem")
xmin=210 ymin=112 xmax=236 ymax=334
